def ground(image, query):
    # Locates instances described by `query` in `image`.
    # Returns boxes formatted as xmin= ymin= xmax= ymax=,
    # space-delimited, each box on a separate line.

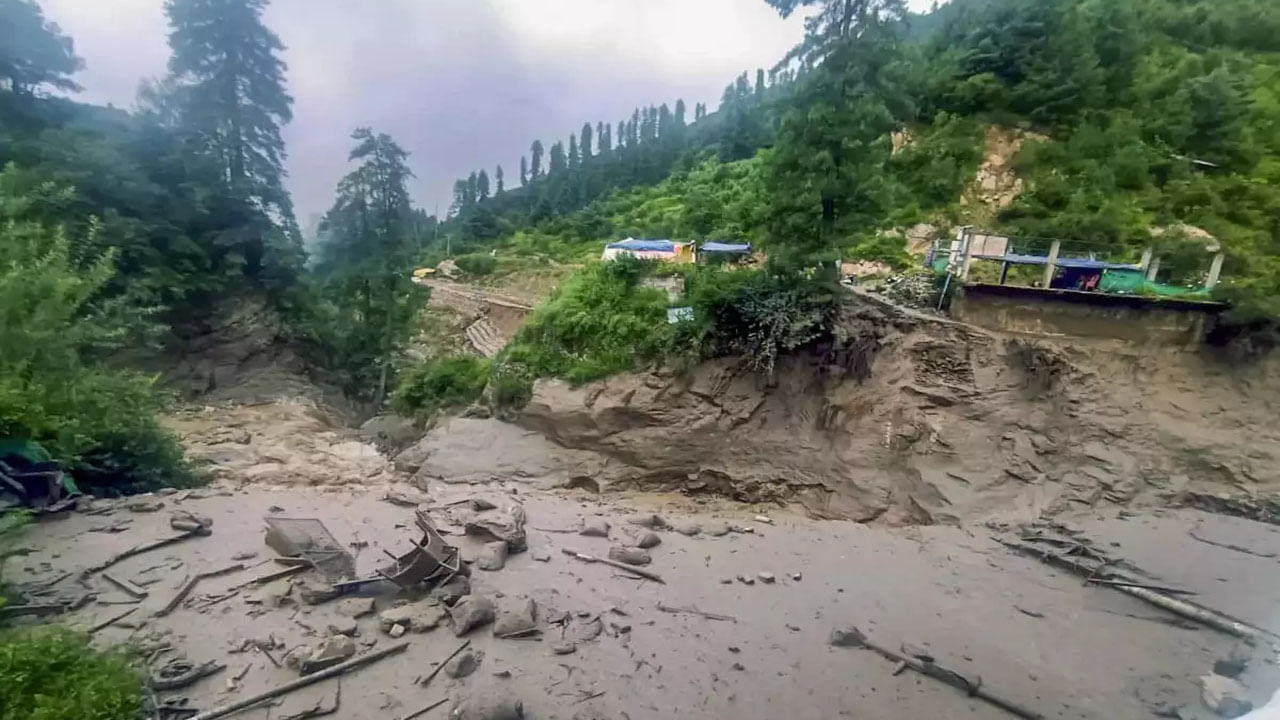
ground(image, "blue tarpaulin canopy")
xmin=605 ymin=239 xmax=677 ymax=252
xmin=700 ymin=242 xmax=752 ymax=253
xmin=995 ymin=253 xmax=1141 ymax=271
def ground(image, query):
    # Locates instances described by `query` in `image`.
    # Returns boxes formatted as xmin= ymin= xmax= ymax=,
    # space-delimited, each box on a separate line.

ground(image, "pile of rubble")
xmin=877 ymin=272 xmax=942 ymax=309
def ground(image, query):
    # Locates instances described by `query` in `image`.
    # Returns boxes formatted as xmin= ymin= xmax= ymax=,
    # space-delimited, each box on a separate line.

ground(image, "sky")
xmin=39 ymin=0 xmax=938 ymax=224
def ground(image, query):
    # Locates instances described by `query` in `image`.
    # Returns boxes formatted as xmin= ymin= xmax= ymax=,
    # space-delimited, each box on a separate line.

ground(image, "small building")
xmin=601 ymin=238 xmax=695 ymax=263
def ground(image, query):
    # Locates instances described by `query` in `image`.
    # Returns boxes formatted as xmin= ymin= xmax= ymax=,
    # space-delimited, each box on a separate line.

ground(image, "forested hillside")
xmin=438 ymin=0 xmax=1280 ymax=320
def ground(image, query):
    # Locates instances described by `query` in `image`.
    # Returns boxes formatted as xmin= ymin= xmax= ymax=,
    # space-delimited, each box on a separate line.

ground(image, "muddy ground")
xmin=7 ymin=477 xmax=1280 ymax=720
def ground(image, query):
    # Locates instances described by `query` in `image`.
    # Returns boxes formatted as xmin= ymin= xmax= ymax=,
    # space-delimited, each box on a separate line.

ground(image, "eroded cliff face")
xmin=473 ymin=295 xmax=1275 ymax=525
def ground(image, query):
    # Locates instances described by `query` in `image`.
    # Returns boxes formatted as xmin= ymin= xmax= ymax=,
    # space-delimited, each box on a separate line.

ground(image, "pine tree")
xmin=494 ymin=165 xmax=505 ymax=195
xmin=519 ymin=156 xmax=528 ymax=186
xmin=568 ymin=133 xmax=580 ymax=169
xmin=164 ymin=0 xmax=296 ymax=226
xmin=466 ymin=172 xmax=479 ymax=205
xmin=549 ymin=141 xmax=567 ymax=175
xmin=756 ymin=68 xmax=767 ymax=99
xmin=675 ymin=99 xmax=687 ymax=129
xmin=477 ymin=169 xmax=490 ymax=200
xmin=530 ymin=140 xmax=544 ymax=178
xmin=581 ymin=123 xmax=594 ymax=159
xmin=601 ymin=123 xmax=612 ymax=154
xmin=0 ymin=0 xmax=84 ymax=95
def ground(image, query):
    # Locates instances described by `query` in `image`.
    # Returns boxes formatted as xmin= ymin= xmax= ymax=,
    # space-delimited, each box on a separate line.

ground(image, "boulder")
xmin=477 ymin=541 xmax=508 ymax=572
xmin=673 ymin=522 xmax=701 ymax=537
xmin=296 ymin=578 xmax=341 ymax=606
xmin=446 ymin=650 xmax=482 ymax=679
xmin=430 ymin=576 xmax=471 ymax=607
xmin=1201 ymin=674 xmax=1253 ymax=718
xmin=578 ymin=519 xmax=610 ymax=538
xmin=170 ymin=510 xmax=213 ymax=534
xmin=450 ymin=693 xmax=524 ymax=720
xmin=829 ymin=627 xmax=867 ymax=648
xmin=379 ymin=601 xmax=447 ymax=634
xmin=636 ymin=532 xmax=661 ymax=549
xmin=336 ymin=597 xmax=376 ymax=619
xmin=450 ymin=596 xmax=496 ymax=636
xmin=384 ymin=486 xmax=430 ymax=507
xmin=127 ymin=498 xmax=165 ymax=513
xmin=326 ymin=619 xmax=358 ymax=637
xmin=359 ymin=415 xmax=422 ymax=452
xmin=300 ymin=635 xmax=356 ymax=675
xmin=607 ymin=547 xmax=651 ymax=566
xmin=628 ymin=514 xmax=668 ymax=530
xmin=464 ymin=505 xmax=528 ymax=554
xmin=493 ymin=598 xmax=537 ymax=637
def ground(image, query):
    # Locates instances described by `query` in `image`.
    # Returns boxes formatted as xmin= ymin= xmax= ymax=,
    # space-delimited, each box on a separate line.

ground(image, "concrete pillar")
xmin=1139 ymin=248 xmax=1153 ymax=270
xmin=1041 ymin=240 xmax=1061 ymax=289
xmin=959 ymin=228 xmax=974 ymax=281
xmin=1146 ymin=256 xmax=1161 ymax=282
xmin=1205 ymin=252 xmax=1225 ymax=290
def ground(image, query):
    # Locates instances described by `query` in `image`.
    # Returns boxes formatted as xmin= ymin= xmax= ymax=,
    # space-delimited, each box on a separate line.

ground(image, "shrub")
xmin=454 ymin=253 xmax=498 ymax=277
xmin=393 ymin=355 xmax=492 ymax=416
xmin=0 ymin=627 xmax=143 ymax=720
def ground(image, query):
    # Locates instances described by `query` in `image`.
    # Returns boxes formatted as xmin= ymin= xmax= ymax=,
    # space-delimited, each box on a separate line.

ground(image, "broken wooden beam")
xmin=82 ymin=529 xmax=205 ymax=577
xmin=156 ymin=563 xmax=245 ymax=617
xmin=561 ymin=548 xmax=664 ymax=583
xmin=102 ymin=572 xmax=149 ymax=599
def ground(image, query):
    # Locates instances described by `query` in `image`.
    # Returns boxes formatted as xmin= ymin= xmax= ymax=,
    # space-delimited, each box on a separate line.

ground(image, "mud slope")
xmin=408 ymin=293 xmax=1280 ymax=525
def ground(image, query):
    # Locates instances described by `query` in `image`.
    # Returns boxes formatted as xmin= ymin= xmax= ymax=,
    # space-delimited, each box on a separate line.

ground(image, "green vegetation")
xmin=0 ymin=627 xmax=143 ymax=720
xmin=454 ymin=253 xmax=498 ymax=277
xmin=393 ymin=355 xmax=492 ymax=417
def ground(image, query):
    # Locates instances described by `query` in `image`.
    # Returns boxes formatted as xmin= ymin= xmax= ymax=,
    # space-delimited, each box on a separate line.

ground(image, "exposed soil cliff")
xmin=404 ymin=292 xmax=1280 ymax=525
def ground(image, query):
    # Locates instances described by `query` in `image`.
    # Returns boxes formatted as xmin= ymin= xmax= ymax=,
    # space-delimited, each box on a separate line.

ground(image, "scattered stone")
xmin=430 ymin=576 xmax=472 ymax=607
xmin=296 ymin=579 xmax=341 ymax=606
xmin=231 ymin=550 xmax=258 ymax=561
xmin=609 ymin=622 xmax=631 ymax=634
xmin=493 ymin=598 xmax=537 ymax=637
xmin=754 ymin=515 xmax=773 ymax=525
xmin=388 ymin=624 xmax=406 ymax=638
xmin=326 ymin=619 xmax=358 ymax=637
xmin=706 ymin=523 xmax=732 ymax=537
xmin=728 ymin=646 xmax=740 ymax=653
xmin=282 ymin=644 xmax=312 ymax=671
xmin=578 ymin=519 xmax=611 ymax=538
xmin=628 ymin=514 xmax=668 ymax=530
xmin=379 ymin=601 xmax=447 ymax=634
xmin=169 ymin=510 xmax=213 ymax=534
xmin=384 ymin=487 xmax=430 ymax=507
xmin=552 ymin=641 xmax=576 ymax=656
xmin=464 ymin=507 xmax=528 ymax=554
xmin=607 ymin=546 xmax=651 ymax=566
xmin=337 ymin=597 xmax=376 ymax=619
xmin=829 ymin=627 xmax=866 ymax=648
xmin=469 ymin=498 xmax=498 ymax=512
xmin=1214 ymin=643 xmax=1251 ymax=679
xmin=572 ymin=617 xmax=603 ymax=642
xmin=477 ymin=541 xmax=509 ymax=571
xmin=636 ymin=532 xmax=661 ymax=549
xmin=731 ymin=662 xmax=745 ymax=671
xmin=126 ymin=498 xmax=165 ymax=513
xmin=268 ymin=505 xmax=284 ymax=513
xmin=157 ymin=487 xmax=179 ymax=496
xmin=451 ymin=596 xmax=496 ymax=636
xmin=546 ymin=609 xmax=570 ymax=625
xmin=737 ymin=574 xmax=755 ymax=586
xmin=530 ymin=550 xmax=551 ymax=563
xmin=791 ymin=572 xmax=803 ymax=582
xmin=446 ymin=650 xmax=482 ymax=679
xmin=674 ymin=523 xmax=701 ymax=537
xmin=493 ymin=669 xmax=512 ymax=678
xmin=1201 ymin=674 xmax=1253 ymax=718
xmin=720 ymin=578 xmax=733 ymax=585
xmin=786 ymin=623 xmax=801 ymax=632
xmin=450 ymin=694 xmax=524 ymax=720
xmin=758 ymin=572 xmax=776 ymax=584
xmin=300 ymin=635 xmax=356 ymax=675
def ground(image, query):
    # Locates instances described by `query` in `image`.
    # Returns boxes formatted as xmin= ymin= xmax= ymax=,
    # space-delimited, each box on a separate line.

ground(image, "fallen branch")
xmin=89 ymin=606 xmax=137 ymax=634
xmin=656 ymin=602 xmax=737 ymax=623
xmin=226 ymin=564 xmax=307 ymax=592
xmin=103 ymin=572 xmax=149 ymax=599
xmin=837 ymin=626 xmax=1042 ymax=720
xmin=399 ymin=697 xmax=449 ymax=720
xmin=0 ymin=603 xmax=64 ymax=620
xmin=1187 ymin=529 xmax=1277 ymax=559
xmin=420 ymin=640 xmax=471 ymax=687
xmin=188 ymin=642 xmax=409 ymax=720
xmin=82 ymin=529 xmax=205 ymax=577
xmin=1086 ymin=578 xmax=1196 ymax=596
xmin=157 ymin=563 xmax=245 ymax=617
xmin=561 ymin=548 xmax=664 ymax=584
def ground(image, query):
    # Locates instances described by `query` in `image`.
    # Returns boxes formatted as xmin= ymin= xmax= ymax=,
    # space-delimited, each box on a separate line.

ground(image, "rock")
xmin=379 ymin=601 xmax=447 ymax=634
xmin=170 ymin=510 xmax=213 ymax=533
xmin=758 ymin=572 xmax=776 ymax=584
xmin=231 ymin=550 xmax=258 ymax=561
xmin=754 ymin=515 xmax=773 ymax=525
xmin=674 ymin=523 xmax=701 ymax=537
xmin=450 ymin=694 xmax=524 ymax=720
xmin=477 ymin=541 xmax=509 ymax=571
xmin=468 ymin=498 xmax=498 ymax=512
xmin=530 ymin=550 xmax=551 ymax=562
xmin=127 ymin=498 xmax=165 ymax=513
xmin=627 ymin=514 xmax=667 ymax=530
xmin=358 ymin=415 xmax=421 ymax=452
xmin=282 ymin=644 xmax=312 ymax=671
xmin=1214 ymin=643 xmax=1251 ymax=679
xmin=337 ymin=597 xmax=376 ymax=619
xmin=636 ymin=532 xmax=662 ymax=549
xmin=829 ymin=627 xmax=867 ymax=648
xmin=706 ymin=523 xmax=732 ymax=537
xmin=384 ymin=487 xmax=430 ymax=507
xmin=301 ymin=635 xmax=356 ymax=675
xmin=388 ymin=624 xmax=406 ymax=638
xmin=1201 ymin=674 xmax=1253 ymax=718
xmin=578 ymin=519 xmax=610 ymax=538
xmin=732 ymin=662 xmax=745 ymax=671
xmin=451 ymin=596 xmax=496 ymax=636
xmin=464 ymin=505 xmax=528 ymax=554
xmin=446 ymin=650 xmax=482 ymax=679
xmin=552 ymin=641 xmax=576 ymax=656
xmin=493 ymin=598 xmax=537 ymax=637
xmin=571 ymin=616 xmax=603 ymax=642
xmin=791 ymin=572 xmax=803 ymax=582
xmin=157 ymin=487 xmax=179 ymax=496
xmin=296 ymin=579 xmax=341 ymax=606
xmin=607 ymin=546 xmax=651 ymax=566
xmin=720 ymin=578 xmax=734 ymax=584
xmin=737 ymin=574 xmax=755 ymax=586
xmin=327 ymin=619 xmax=358 ymax=637
xmin=430 ymin=576 xmax=471 ymax=606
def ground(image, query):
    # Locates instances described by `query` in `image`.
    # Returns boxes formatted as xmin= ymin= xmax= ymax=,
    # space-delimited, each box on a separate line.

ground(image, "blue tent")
xmin=605 ymin=239 xmax=678 ymax=252
xmin=700 ymin=242 xmax=752 ymax=253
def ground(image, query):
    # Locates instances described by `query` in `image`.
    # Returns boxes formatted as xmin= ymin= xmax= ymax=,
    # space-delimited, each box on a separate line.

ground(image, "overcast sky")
xmin=40 ymin=0 xmax=937 ymax=224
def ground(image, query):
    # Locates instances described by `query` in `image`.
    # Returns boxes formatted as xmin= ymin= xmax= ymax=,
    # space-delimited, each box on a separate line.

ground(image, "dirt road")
xmin=8 ymin=479 xmax=1279 ymax=720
